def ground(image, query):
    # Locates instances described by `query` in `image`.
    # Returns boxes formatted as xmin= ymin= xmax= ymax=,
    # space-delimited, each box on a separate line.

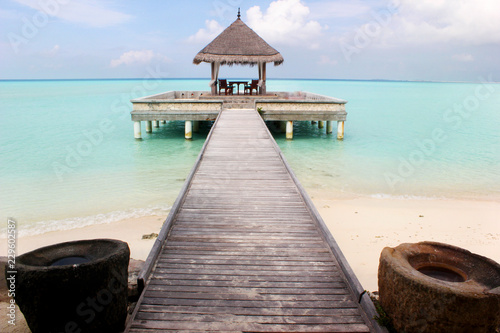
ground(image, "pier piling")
xmin=286 ymin=120 xmax=293 ymax=140
xmin=134 ymin=121 xmax=141 ymax=139
xmin=185 ymin=120 xmax=192 ymax=140
xmin=327 ymin=120 xmax=333 ymax=134
xmin=337 ymin=121 xmax=344 ymax=140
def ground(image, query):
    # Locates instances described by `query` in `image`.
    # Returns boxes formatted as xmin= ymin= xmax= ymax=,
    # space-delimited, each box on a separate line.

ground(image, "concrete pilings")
xmin=133 ymin=117 xmax=345 ymax=141
xmin=185 ymin=120 xmax=192 ymax=140
xmin=337 ymin=121 xmax=344 ymax=140
xmin=134 ymin=121 xmax=141 ymax=139
xmin=327 ymin=121 xmax=333 ymax=134
xmin=286 ymin=121 xmax=293 ymax=140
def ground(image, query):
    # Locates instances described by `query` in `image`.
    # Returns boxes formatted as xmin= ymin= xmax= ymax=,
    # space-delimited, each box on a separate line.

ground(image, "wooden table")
xmin=229 ymin=81 xmax=248 ymax=95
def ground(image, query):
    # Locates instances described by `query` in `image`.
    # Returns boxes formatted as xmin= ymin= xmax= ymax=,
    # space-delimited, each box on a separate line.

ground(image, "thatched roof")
xmin=193 ymin=17 xmax=284 ymax=66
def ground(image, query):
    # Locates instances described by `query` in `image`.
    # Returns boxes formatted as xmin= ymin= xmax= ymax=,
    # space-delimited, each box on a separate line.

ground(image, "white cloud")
xmin=452 ymin=53 xmax=474 ymax=62
xmin=110 ymin=50 xmax=170 ymax=68
xmin=246 ymin=0 xmax=325 ymax=48
xmin=187 ymin=20 xmax=224 ymax=44
xmin=13 ymin=0 xmax=131 ymax=27
xmin=333 ymin=0 xmax=500 ymax=60
xmin=308 ymin=0 xmax=371 ymax=20
xmin=387 ymin=0 xmax=500 ymax=45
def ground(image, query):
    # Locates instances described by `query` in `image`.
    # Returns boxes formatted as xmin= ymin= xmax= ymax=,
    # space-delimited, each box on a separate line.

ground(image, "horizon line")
xmin=0 ymin=77 xmax=498 ymax=84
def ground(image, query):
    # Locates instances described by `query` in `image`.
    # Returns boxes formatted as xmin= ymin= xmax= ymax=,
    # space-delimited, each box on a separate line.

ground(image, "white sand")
xmin=313 ymin=197 xmax=500 ymax=292
xmin=1 ymin=197 xmax=499 ymax=294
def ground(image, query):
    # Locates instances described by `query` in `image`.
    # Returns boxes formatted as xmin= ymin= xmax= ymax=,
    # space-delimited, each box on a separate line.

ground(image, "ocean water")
xmin=1 ymin=78 xmax=499 ymax=236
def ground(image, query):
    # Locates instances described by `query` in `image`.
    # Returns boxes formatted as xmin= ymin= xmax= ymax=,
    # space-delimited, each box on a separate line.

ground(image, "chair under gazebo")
xmin=193 ymin=9 xmax=284 ymax=95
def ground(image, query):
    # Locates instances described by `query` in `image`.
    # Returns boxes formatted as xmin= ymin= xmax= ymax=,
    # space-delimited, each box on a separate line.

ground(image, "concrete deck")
xmin=130 ymin=91 xmax=347 ymax=140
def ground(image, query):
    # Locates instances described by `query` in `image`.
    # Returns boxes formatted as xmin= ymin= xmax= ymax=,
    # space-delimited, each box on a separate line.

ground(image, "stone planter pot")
xmin=11 ymin=239 xmax=130 ymax=333
xmin=378 ymin=241 xmax=500 ymax=333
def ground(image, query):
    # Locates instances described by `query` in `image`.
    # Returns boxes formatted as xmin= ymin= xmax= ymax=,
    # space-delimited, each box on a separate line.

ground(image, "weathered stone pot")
xmin=378 ymin=241 xmax=500 ymax=333
xmin=11 ymin=239 xmax=130 ymax=333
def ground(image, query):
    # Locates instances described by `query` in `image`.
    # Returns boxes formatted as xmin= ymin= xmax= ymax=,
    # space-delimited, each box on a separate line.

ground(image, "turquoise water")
xmin=1 ymin=79 xmax=499 ymax=236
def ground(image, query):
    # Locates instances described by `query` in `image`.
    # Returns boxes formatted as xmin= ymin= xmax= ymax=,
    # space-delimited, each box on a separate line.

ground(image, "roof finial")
xmin=237 ymin=8 xmax=241 ymax=19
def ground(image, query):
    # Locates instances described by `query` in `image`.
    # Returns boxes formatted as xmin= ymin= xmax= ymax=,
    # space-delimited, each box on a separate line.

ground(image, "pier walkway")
xmin=125 ymin=109 xmax=383 ymax=332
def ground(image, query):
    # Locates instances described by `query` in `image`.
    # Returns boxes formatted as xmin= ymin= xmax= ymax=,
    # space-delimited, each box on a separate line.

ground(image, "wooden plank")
xmin=148 ymin=279 xmax=344 ymax=288
xmin=170 ymin=226 xmax=319 ymax=233
xmin=161 ymin=247 xmax=333 ymax=255
xmin=145 ymin=285 xmax=347 ymax=295
xmin=150 ymin=273 xmax=343 ymax=283
xmin=155 ymin=253 xmax=331 ymax=261
xmin=142 ymin=291 xmax=353 ymax=302
xmin=129 ymin=322 xmax=369 ymax=333
xmin=135 ymin=312 xmax=367 ymax=325
xmin=138 ymin=304 xmax=361 ymax=316
xmin=153 ymin=263 xmax=336 ymax=273
xmin=156 ymin=259 xmax=334 ymax=266
xmin=140 ymin=298 xmax=358 ymax=309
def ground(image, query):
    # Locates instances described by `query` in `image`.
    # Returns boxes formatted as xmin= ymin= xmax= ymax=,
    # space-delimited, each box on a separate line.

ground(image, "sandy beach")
xmin=1 ymin=197 xmax=499 ymax=331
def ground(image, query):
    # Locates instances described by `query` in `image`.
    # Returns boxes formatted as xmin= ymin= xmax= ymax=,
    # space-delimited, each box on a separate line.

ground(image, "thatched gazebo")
xmin=193 ymin=9 xmax=284 ymax=95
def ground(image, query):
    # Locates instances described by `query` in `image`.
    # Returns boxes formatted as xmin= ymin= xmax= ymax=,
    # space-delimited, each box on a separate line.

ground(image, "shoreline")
xmin=1 ymin=216 xmax=166 ymax=262
xmin=1 ymin=197 xmax=499 ymax=292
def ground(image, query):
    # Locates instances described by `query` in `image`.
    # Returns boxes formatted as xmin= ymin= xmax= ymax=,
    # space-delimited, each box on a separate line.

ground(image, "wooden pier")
xmin=125 ymin=108 xmax=384 ymax=332
xmin=130 ymin=91 xmax=347 ymax=140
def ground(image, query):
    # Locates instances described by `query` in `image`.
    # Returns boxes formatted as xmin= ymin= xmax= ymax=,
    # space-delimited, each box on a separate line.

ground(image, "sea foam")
xmin=0 ymin=205 xmax=171 ymax=238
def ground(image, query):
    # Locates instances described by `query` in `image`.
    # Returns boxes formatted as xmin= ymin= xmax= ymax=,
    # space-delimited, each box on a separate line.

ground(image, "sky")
xmin=1 ymin=0 xmax=500 ymax=82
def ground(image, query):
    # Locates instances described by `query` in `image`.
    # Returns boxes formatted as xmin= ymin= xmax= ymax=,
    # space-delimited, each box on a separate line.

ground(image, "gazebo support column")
xmin=146 ymin=121 xmax=152 ymax=133
xmin=337 ymin=121 xmax=344 ymax=140
xmin=258 ymin=62 xmax=267 ymax=95
xmin=327 ymin=121 xmax=333 ymax=134
xmin=210 ymin=62 xmax=220 ymax=95
xmin=286 ymin=121 xmax=293 ymax=140
xmin=318 ymin=121 xmax=324 ymax=129
xmin=134 ymin=121 xmax=141 ymax=139
xmin=153 ymin=120 xmax=159 ymax=128
xmin=185 ymin=120 xmax=192 ymax=140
